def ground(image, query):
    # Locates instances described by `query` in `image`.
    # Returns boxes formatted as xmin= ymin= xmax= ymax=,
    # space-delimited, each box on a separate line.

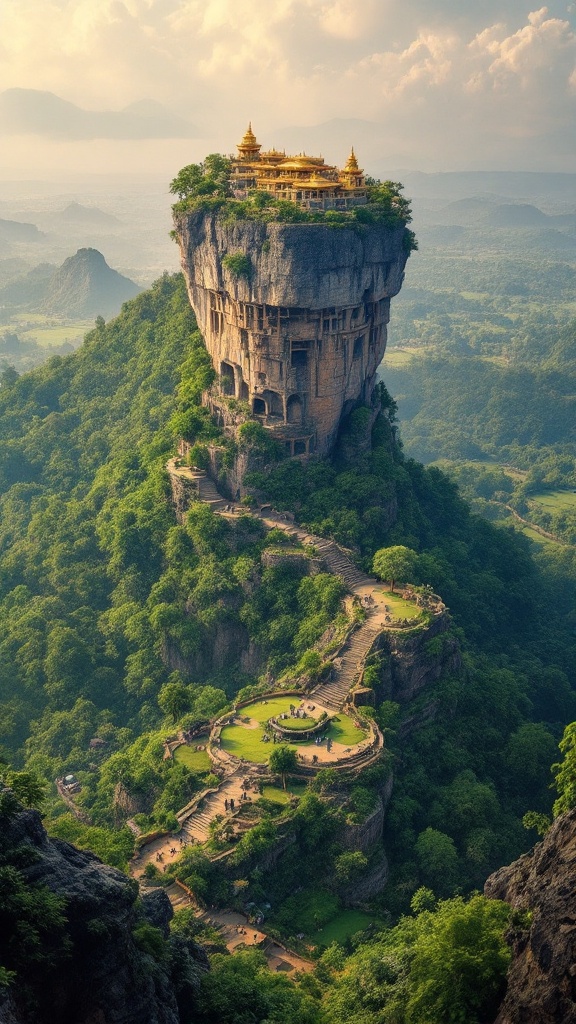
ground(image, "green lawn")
xmin=221 ymin=697 xmax=367 ymax=763
xmin=530 ymin=490 xmax=576 ymax=512
xmin=380 ymin=590 xmax=422 ymax=620
xmin=174 ymin=739 xmax=212 ymax=773
xmin=326 ymin=715 xmax=366 ymax=746
xmin=261 ymin=783 xmax=307 ymax=804
xmin=277 ymin=715 xmax=317 ymax=730
xmin=309 ymin=909 xmax=379 ymax=946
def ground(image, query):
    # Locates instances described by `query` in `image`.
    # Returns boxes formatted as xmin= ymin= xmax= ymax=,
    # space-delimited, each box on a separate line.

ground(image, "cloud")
xmin=0 ymin=1 xmax=574 ymax=169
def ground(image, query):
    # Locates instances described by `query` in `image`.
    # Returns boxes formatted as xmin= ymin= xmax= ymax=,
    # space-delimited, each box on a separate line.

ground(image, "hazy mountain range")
xmin=0 ymin=89 xmax=199 ymax=140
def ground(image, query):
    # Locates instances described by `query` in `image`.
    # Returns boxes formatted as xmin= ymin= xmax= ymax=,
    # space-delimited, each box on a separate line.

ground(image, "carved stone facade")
xmin=176 ymin=209 xmax=409 ymax=457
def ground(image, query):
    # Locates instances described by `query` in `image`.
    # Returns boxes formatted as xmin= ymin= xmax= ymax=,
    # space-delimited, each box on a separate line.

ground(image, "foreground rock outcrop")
xmin=0 ymin=797 xmax=207 ymax=1024
xmin=485 ymin=808 xmax=576 ymax=1024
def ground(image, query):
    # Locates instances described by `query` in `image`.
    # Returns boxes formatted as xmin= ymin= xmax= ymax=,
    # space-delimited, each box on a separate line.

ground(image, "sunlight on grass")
xmin=309 ymin=910 xmax=379 ymax=945
xmin=380 ymin=590 xmax=421 ymax=619
xmin=530 ymin=490 xmax=576 ymax=512
xmin=220 ymin=697 xmax=367 ymax=763
xmin=174 ymin=739 xmax=211 ymax=773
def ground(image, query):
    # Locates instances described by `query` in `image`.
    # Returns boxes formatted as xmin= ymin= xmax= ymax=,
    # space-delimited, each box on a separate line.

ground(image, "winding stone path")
xmin=162 ymin=459 xmax=434 ymax=845
xmin=167 ymin=458 xmax=419 ymax=716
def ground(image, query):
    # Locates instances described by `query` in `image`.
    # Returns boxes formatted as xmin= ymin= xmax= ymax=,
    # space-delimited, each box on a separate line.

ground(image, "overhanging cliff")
xmin=175 ymin=209 xmax=409 ymax=456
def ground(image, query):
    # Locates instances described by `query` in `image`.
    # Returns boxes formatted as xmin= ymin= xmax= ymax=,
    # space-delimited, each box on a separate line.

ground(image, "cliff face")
xmin=176 ymin=210 xmax=407 ymax=309
xmin=0 ymin=801 xmax=207 ymax=1024
xmin=175 ymin=209 xmax=408 ymax=456
xmin=484 ymin=808 xmax=576 ymax=1024
xmin=373 ymin=612 xmax=462 ymax=705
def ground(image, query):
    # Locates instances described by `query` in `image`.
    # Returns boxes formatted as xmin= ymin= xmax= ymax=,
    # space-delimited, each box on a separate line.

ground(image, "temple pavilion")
xmin=229 ymin=123 xmax=368 ymax=211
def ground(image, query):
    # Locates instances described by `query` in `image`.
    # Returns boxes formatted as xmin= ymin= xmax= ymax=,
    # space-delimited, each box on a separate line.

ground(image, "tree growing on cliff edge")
xmin=552 ymin=721 xmax=576 ymax=816
xmin=372 ymin=545 xmax=417 ymax=592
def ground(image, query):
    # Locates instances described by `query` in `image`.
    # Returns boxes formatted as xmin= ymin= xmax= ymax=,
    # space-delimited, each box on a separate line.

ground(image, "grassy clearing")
xmin=309 ymin=909 xmax=379 ymax=946
xmin=261 ymin=783 xmax=307 ymax=804
xmin=382 ymin=348 xmax=419 ymax=367
xmin=220 ymin=696 xmax=367 ymax=763
xmin=174 ymin=740 xmax=211 ymax=773
xmin=278 ymin=715 xmax=316 ymax=730
xmin=517 ymin=525 xmax=559 ymax=547
xmin=326 ymin=715 xmax=366 ymax=746
xmin=380 ymin=590 xmax=421 ymax=619
xmin=20 ymin=324 xmax=91 ymax=346
xmin=530 ymin=489 xmax=576 ymax=512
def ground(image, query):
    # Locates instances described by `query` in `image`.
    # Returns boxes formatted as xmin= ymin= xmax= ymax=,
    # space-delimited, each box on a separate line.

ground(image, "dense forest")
xmin=1 ymin=272 xmax=575 ymax=1022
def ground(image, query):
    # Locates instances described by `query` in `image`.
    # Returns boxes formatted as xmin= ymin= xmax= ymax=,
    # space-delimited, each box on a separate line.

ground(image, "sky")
xmin=0 ymin=0 xmax=575 ymax=176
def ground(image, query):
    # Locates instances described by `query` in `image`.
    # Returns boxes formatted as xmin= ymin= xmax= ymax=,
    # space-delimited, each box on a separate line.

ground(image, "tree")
xmin=415 ymin=827 xmax=459 ymax=895
xmin=372 ymin=545 xmax=418 ymax=591
xmin=0 ymin=365 xmax=19 ymax=389
xmin=157 ymin=680 xmax=191 ymax=723
xmin=552 ymin=721 xmax=576 ymax=816
xmin=334 ymin=850 xmax=368 ymax=884
xmin=5 ymin=770 xmax=45 ymax=809
xmin=269 ymin=745 xmax=298 ymax=789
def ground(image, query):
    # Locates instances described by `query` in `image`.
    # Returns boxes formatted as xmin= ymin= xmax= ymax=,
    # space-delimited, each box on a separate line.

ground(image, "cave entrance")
xmin=253 ymin=397 xmax=266 ymax=415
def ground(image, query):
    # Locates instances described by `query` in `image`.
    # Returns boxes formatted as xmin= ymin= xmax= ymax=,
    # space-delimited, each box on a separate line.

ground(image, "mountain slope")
xmin=40 ymin=248 xmax=140 ymax=317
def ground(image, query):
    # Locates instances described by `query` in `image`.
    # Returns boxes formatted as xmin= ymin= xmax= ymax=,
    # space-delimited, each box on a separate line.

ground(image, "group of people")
xmin=224 ymin=791 xmax=252 ymax=813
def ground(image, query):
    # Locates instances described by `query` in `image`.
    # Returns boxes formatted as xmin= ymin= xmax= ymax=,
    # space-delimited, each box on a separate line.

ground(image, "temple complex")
xmin=175 ymin=127 xmax=410 ymax=461
xmin=229 ymin=123 xmax=367 ymax=211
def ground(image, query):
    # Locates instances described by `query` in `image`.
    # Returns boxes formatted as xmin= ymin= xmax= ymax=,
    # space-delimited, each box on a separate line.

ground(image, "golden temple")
xmin=229 ymin=123 xmax=367 ymax=211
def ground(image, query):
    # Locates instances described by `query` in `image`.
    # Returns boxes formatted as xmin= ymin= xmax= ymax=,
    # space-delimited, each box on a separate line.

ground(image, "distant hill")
xmin=0 ymin=262 xmax=56 ymax=307
xmin=482 ymin=203 xmax=551 ymax=228
xmin=40 ymin=249 xmax=141 ymax=317
xmin=0 ymin=88 xmax=199 ymax=140
xmin=55 ymin=203 xmax=121 ymax=226
xmin=0 ymin=218 xmax=44 ymax=242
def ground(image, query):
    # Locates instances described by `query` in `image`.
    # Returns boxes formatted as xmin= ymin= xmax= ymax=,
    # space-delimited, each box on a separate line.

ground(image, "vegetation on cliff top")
xmin=169 ymin=153 xmax=417 ymax=249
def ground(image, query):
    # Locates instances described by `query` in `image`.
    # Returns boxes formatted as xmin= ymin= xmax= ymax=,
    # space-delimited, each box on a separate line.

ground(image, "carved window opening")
xmin=291 ymin=348 xmax=308 ymax=368
xmin=263 ymin=390 xmax=283 ymax=416
xmin=294 ymin=440 xmax=307 ymax=455
xmin=253 ymin=397 xmax=266 ymax=415
xmin=220 ymin=362 xmax=236 ymax=395
xmin=353 ymin=337 xmax=364 ymax=360
xmin=287 ymin=395 xmax=303 ymax=425
xmin=240 ymin=381 xmax=249 ymax=401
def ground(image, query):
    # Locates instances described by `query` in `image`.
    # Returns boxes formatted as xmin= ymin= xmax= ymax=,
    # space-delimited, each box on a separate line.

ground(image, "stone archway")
xmin=287 ymin=395 xmax=303 ymax=425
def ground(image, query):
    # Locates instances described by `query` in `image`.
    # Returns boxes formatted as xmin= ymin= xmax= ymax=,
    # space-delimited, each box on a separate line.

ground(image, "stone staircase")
xmin=312 ymin=620 xmax=381 ymax=711
xmin=179 ymin=770 xmax=247 ymax=843
xmin=164 ymin=881 xmax=194 ymax=910
xmin=311 ymin=537 xmax=375 ymax=590
xmin=194 ymin=472 xmax=228 ymax=510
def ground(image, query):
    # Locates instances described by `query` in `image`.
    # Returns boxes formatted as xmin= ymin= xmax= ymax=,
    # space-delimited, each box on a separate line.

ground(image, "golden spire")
xmin=345 ymin=146 xmax=359 ymax=171
xmin=237 ymin=122 xmax=261 ymax=160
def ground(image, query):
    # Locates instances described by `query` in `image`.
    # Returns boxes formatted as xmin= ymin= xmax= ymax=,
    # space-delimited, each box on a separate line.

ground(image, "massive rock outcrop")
xmin=485 ymin=808 xmax=576 ymax=1024
xmin=0 ymin=798 xmax=207 ymax=1024
xmin=175 ymin=209 xmax=408 ymax=456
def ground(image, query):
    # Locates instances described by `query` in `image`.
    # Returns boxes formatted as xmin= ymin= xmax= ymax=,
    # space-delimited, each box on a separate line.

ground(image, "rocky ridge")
xmin=0 ymin=798 xmax=207 ymax=1024
xmin=485 ymin=808 xmax=576 ymax=1024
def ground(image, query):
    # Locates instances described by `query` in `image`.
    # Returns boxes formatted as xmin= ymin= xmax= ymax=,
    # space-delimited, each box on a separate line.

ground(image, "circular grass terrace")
xmin=220 ymin=696 xmax=367 ymax=765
